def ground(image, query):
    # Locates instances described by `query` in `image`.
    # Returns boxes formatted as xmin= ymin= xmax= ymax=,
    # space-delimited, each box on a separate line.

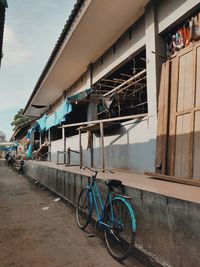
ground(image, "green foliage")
xmin=11 ymin=108 xmax=32 ymax=131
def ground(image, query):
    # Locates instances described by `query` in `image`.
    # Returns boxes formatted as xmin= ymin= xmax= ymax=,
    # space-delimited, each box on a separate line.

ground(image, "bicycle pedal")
xmin=86 ymin=233 xmax=96 ymax=238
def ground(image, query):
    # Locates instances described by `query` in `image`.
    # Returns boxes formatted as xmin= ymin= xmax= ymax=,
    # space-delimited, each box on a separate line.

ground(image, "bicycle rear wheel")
xmin=104 ymin=199 xmax=135 ymax=261
xmin=76 ymin=187 xmax=93 ymax=230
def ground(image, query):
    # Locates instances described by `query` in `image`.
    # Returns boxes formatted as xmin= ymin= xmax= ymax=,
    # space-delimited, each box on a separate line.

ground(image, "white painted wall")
xmin=49 ymin=0 xmax=200 ymax=173
xmin=67 ymin=71 xmax=88 ymax=97
xmin=92 ymin=16 xmax=145 ymax=84
xmin=157 ymin=0 xmax=200 ymax=33
xmin=50 ymin=117 xmax=155 ymax=172
xmin=50 ymin=139 xmax=64 ymax=163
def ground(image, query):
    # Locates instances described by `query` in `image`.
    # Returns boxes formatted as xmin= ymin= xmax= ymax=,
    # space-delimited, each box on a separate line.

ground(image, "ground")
xmin=0 ymin=161 xmax=143 ymax=267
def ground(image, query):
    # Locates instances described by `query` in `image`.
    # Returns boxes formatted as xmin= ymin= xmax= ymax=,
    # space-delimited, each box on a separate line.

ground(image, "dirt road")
xmin=0 ymin=161 xmax=143 ymax=267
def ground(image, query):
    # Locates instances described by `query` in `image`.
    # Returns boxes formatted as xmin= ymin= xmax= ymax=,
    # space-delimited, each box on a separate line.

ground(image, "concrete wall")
xmin=50 ymin=117 xmax=156 ymax=173
xmin=157 ymin=0 xmax=200 ymax=33
xmin=25 ymin=161 xmax=200 ymax=267
xmin=92 ymin=16 xmax=145 ymax=84
xmin=48 ymin=0 xmax=200 ymax=174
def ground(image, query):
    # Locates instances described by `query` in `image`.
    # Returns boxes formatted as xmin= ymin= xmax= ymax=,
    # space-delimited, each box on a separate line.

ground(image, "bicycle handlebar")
xmin=82 ymin=166 xmax=98 ymax=177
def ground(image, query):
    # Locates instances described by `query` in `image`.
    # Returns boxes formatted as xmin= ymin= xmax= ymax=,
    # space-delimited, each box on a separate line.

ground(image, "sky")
xmin=0 ymin=0 xmax=76 ymax=140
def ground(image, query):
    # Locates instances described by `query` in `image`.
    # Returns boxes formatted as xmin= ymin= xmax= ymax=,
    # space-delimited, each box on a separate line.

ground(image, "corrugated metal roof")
xmin=23 ymin=0 xmax=84 ymax=115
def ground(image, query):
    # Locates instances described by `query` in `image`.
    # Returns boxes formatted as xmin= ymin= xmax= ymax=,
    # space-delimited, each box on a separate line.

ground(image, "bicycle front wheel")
xmin=76 ymin=187 xmax=93 ymax=230
xmin=104 ymin=199 xmax=135 ymax=261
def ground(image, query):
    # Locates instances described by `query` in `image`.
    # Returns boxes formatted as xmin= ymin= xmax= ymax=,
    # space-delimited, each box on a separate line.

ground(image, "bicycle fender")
xmin=113 ymin=196 xmax=136 ymax=233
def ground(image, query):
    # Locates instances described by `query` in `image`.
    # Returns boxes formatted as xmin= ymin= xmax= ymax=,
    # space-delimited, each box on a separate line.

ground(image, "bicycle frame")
xmin=89 ymin=178 xmax=113 ymax=229
xmin=88 ymin=176 xmax=136 ymax=233
xmin=76 ymin=169 xmax=137 ymax=261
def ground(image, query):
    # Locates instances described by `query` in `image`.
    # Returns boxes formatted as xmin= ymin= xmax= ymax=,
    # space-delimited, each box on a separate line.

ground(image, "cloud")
xmin=3 ymin=25 xmax=32 ymax=65
xmin=0 ymin=89 xmax=27 ymax=111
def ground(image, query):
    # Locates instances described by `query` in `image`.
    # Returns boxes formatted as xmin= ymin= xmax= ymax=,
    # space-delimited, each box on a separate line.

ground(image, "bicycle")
xmin=75 ymin=166 xmax=136 ymax=261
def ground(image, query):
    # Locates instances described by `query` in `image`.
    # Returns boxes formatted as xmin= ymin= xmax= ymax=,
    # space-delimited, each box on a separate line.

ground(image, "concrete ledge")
xmin=24 ymin=161 xmax=200 ymax=267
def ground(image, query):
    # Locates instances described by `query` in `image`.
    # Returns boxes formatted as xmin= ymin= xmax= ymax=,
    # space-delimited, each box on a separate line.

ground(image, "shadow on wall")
xmin=51 ymin=129 xmax=200 ymax=178
xmin=51 ymin=118 xmax=156 ymax=172
xmin=156 ymin=130 xmax=200 ymax=180
xmin=50 ymin=138 xmax=156 ymax=173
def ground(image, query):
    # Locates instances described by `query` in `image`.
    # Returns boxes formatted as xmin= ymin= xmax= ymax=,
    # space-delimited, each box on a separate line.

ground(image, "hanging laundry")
xmin=172 ymin=28 xmax=184 ymax=52
xmin=192 ymin=13 xmax=200 ymax=40
xmin=166 ymin=11 xmax=200 ymax=57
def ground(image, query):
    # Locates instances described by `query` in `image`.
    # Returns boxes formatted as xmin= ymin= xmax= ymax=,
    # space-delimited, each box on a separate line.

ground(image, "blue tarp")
xmin=36 ymin=100 xmax=72 ymax=131
xmin=31 ymin=122 xmax=40 ymax=131
xmin=26 ymin=144 xmax=33 ymax=159
xmin=37 ymin=114 xmax=47 ymax=132
xmin=46 ymin=113 xmax=56 ymax=130
xmin=55 ymin=100 xmax=72 ymax=125
xmin=26 ymin=128 xmax=32 ymax=139
xmin=0 ymin=147 xmax=16 ymax=151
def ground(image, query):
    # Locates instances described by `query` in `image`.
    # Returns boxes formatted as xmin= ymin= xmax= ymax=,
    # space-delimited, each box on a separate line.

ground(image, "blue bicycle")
xmin=76 ymin=167 xmax=136 ymax=261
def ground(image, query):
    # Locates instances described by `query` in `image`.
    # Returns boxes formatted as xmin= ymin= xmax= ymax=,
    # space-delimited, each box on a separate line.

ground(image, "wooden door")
xmin=157 ymin=42 xmax=200 ymax=180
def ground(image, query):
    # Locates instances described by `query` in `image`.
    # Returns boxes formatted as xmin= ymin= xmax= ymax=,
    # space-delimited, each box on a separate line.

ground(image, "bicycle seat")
xmin=105 ymin=179 xmax=123 ymax=189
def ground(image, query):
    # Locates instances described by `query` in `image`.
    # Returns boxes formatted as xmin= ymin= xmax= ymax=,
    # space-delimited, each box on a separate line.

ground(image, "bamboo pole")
xmin=100 ymin=122 xmax=105 ymax=171
xmin=79 ymin=129 xmax=83 ymax=169
xmin=60 ymin=113 xmax=148 ymax=129
xmin=62 ymin=127 xmax=66 ymax=164
xmin=103 ymin=69 xmax=146 ymax=97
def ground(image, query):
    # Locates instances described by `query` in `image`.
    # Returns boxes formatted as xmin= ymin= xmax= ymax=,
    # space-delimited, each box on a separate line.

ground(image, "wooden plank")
xmin=145 ymin=172 xmax=200 ymax=187
xmin=161 ymin=61 xmax=170 ymax=174
xmin=188 ymin=48 xmax=197 ymax=178
xmin=177 ymin=50 xmax=194 ymax=112
xmin=62 ymin=127 xmax=66 ymax=164
xmin=168 ymin=57 xmax=179 ymax=176
xmin=184 ymin=51 xmax=195 ymax=110
xmin=155 ymin=61 xmax=170 ymax=173
xmin=100 ymin=122 xmax=105 ymax=171
xmin=193 ymin=111 xmax=200 ymax=180
xmin=195 ymin=46 xmax=200 ymax=107
xmin=79 ymin=130 xmax=83 ymax=168
xmin=155 ymin=63 xmax=166 ymax=169
xmin=103 ymin=69 xmax=146 ymax=97
xmin=174 ymin=113 xmax=191 ymax=178
xmin=174 ymin=115 xmax=183 ymax=177
xmin=182 ymin=113 xmax=192 ymax=178
xmin=60 ymin=113 xmax=148 ymax=129
xmin=177 ymin=55 xmax=185 ymax=112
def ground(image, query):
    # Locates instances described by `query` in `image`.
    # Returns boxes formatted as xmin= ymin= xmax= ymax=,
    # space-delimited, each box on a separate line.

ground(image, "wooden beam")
xmin=145 ymin=172 xmax=200 ymax=187
xmin=100 ymin=122 xmax=105 ymax=171
xmin=48 ymin=129 xmax=51 ymax=162
xmin=60 ymin=113 xmax=148 ymax=129
xmin=79 ymin=129 xmax=83 ymax=169
xmin=103 ymin=69 xmax=146 ymax=97
xmin=97 ymin=83 xmax=115 ymax=89
xmin=62 ymin=127 xmax=66 ymax=164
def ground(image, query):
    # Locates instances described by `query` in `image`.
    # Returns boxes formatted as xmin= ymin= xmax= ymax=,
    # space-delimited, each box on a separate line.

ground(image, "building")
xmin=24 ymin=0 xmax=200 ymax=181
xmin=0 ymin=0 xmax=7 ymax=66
xmin=22 ymin=1 xmax=200 ymax=265
xmin=0 ymin=130 xmax=6 ymax=142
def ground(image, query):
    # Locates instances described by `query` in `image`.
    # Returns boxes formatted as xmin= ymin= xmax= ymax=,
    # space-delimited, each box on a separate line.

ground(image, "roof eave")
xmin=23 ymin=0 xmax=85 ymax=116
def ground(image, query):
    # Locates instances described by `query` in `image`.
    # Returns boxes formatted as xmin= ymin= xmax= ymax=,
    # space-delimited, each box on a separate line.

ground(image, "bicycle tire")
xmin=104 ymin=199 xmax=135 ymax=261
xmin=76 ymin=187 xmax=93 ymax=230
